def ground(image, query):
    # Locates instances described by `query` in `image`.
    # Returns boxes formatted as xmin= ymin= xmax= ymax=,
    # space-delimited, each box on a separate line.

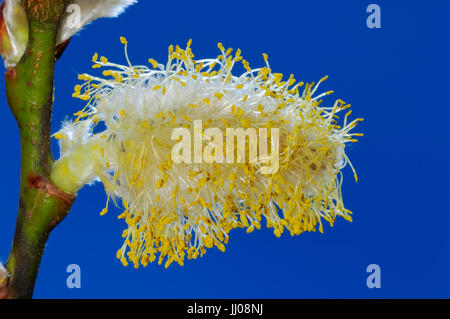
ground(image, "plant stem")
xmin=1 ymin=0 xmax=73 ymax=299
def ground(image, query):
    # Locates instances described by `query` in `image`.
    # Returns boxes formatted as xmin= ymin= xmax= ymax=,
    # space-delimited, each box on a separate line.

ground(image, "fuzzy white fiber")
xmin=57 ymin=0 xmax=137 ymax=44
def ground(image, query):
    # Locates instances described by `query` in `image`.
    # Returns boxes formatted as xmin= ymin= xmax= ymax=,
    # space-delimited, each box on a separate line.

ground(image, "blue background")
xmin=1 ymin=0 xmax=449 ymax=298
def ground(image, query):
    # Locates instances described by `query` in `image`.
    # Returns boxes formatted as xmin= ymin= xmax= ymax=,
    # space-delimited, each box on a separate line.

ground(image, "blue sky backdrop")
xmin=1 ymin=0 xmax=449 ymax=298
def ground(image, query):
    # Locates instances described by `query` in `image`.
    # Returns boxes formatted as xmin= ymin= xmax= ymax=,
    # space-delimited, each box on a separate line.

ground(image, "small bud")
xmin=57 ymin=0 xmax=137 ymax=45
xmin=0 ymin=262 xmax=8 ymax=289
xmin=0 ymin=0 xmax=29 ymax=68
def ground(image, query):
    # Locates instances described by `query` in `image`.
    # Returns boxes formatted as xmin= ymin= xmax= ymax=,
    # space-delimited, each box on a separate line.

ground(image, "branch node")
xmin=5 ymin=67 xmax=16 ymax=80
xmin=28 ymin=173 xmax=75 ymax=206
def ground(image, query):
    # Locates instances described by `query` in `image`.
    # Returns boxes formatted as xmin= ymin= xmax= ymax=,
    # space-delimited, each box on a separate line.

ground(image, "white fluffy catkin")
xmin=51 ymin=39 xmax=363 ymax=269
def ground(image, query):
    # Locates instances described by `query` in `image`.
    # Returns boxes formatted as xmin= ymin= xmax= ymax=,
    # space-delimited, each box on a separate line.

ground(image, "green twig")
xmin=1 ymin=0 xmax=74 ymax=299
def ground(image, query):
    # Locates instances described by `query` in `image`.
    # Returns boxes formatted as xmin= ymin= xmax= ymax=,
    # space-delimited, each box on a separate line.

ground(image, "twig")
xmin=1 ymin=0 xmax=74 ymax=299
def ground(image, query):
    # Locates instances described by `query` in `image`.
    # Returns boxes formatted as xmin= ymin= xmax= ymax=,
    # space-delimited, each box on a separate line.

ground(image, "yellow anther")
xmin=120 ymin=257 xmax=128 ymax=267
xmin=148 ymin=58 xmax=158 ymax=69
xmin=120 ymin=36 xmax=128 ymax=44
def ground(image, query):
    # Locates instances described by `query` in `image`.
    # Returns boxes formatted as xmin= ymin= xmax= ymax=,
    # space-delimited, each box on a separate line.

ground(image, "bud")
xmin=57 ymin=0 xmax=137 ymax=45
xmin=0 ymin=0 xmax=28 ymax=68
xmin=0 ymin=262 xmax=8 ymax=289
